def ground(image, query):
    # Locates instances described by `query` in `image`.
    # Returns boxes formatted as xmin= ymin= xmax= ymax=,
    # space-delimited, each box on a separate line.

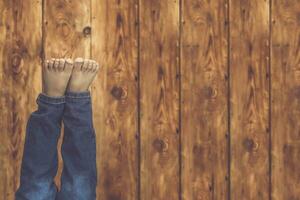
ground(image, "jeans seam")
xmin=65 ymin=91 xmax=91 ymax=98
xmin=37 ymin=93 xmax=66 ymax=104
xmin=65 ymin=96 xmax=90 ymax=99
xmin=37 ymin=99 xmax=66 ymax=105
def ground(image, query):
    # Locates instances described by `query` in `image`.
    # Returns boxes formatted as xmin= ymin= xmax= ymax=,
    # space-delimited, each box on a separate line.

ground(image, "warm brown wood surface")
xmin=139 ymin=0 xmax=180 ymax=199
xmin=0 ymin=0 xmax=42 ymax=199
xmin=271 ymin=0 xmax=300 ymax=199
xmin=181 ymin=0 xmax=229 ymax=199
xmin=230 ymin=0 xmax=270 ymax=199
xmin=91 ymin=0 xmax=139 ymax=199
xmin=0 ymin=0 xmax=299 ymax=199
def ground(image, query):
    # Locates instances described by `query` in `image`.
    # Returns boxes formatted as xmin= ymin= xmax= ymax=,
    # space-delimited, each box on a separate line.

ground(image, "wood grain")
xmin=0 ymin=1 xmax=12 ymax=197
xmin=1 ymin=0 xmax=299 ymax=199
xmin=43 ymin=0 xmax=91 ymax=189
xmin=91 ymin=0 xmax=139 ymax=199
xmin=44 ymin=0 xmax=90 ymax=59
xmin=0 ymin=0 xmax=42 ymax=199
xmin=181 ymin=0 xmax=229 ymax=199
xmin=139 ymin=0 xmax=180 ymax=200
xmin=271 ymin=0 xmax=300 ymax=199
xmin=230 ymin=0 xmax=270 ymax=199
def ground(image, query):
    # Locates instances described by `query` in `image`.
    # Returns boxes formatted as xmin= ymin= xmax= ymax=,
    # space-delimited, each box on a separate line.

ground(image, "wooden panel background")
xmin=0 ymin=0 xmax=299 ymax=199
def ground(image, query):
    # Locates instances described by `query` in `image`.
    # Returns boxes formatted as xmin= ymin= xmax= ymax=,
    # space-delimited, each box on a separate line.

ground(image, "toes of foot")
xmin=92 ymin=61 xmax=97 ymax=72
xmin=96 ymin=62 xmax=100 ymax=72
xmin=64 ymin=58 xmax=74 ymax=70
xmin=81 ymin=59 xmax=90 ymax=72
xmin=75 ymin=57 xmax=84 ymax=63
xmin=44 ymin=60 xmax=49 ymax=69
xmin=74 ymin=57 xmax=84 ymax=70
xmin=53 ymin=59 xmax=60 ymax=71
xmin=87 ymin=59 xmax=94 ymax=72
xmin=58 ymin=58 xmax=65 ymax=71
xmin=48 ymin=59 xmax=55 ymax=70
xmin=59 ymin=58 xmax=100 ymax=73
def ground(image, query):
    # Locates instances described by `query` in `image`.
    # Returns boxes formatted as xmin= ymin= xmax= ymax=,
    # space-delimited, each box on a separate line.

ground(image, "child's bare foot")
xmin=67 ymin=58 xmax=100 ymax=93
xmin=42 ymin=58 xmax=74 ymax=97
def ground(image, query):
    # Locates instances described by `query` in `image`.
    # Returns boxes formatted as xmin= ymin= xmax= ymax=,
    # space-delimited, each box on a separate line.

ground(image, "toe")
xmin=53 ymin=59 xmax=60 ymax=71
xmin=74 ymin=57 xmax=84 ymax=71
xmin=44 ymin=60 xmax=49 ymax=70
xmin=82 ymin=59 xmax=90 ymax=72
xmin=49 ymin=59 xmax=55 ymax=70
xmin=87 ymin=60 xmax=94 ymax=72
xmin=58 ymin=59 xmax=65 ymax=71
xmin=64 ymin=58 xmax=74 ymax=71
xmin=95 ymin=63 xmax=100 ymax=72
xmin=92 ymin=61 xmax=98 ymax=72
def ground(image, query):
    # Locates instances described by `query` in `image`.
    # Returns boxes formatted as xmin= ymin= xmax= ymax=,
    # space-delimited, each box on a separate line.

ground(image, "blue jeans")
xmin=15 ymin=91 xmax=97 ymax=200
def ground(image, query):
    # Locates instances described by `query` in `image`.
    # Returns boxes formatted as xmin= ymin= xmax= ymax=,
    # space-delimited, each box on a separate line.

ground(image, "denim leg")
xmin=15 ymin=93 xmax=65 ymax=200
xmin=56 ymin=91 xmax=97 ymax=200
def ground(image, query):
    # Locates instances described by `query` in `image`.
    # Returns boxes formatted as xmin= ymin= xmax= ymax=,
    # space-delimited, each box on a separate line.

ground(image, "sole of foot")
xmin=42 ymin=58 xmax=74 ymax=97
xmin=66 ymin=57 xmax=100 ymax=93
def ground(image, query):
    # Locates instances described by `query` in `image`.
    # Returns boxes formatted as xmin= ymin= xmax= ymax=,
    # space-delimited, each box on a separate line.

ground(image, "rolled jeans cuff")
xmin=37 ymin=93 xmax=65 ymax=104
xmin=65 ymin=91 xmax=91 ymax=102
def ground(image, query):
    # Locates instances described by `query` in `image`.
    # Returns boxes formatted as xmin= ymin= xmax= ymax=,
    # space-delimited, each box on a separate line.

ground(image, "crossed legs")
xmin=15 ymin=58 xmax=100 ymax=200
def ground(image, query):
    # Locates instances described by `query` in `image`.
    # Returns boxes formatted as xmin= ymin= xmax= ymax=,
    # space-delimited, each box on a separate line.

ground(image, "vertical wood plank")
xmin=230 ymin=0 xmax=270 ymax=199
xmin=139 ymin=1 xmax=180 ymax=199
xmin=271 ymin=0 xmax=300 ymax=199
xmin=44 ymin=0 xmax=91 ymax=188
xmin=91 ymin=0 xmax=139 ymax=199
xmin=44 ymin=0 xmax=90 ymax=58
xmin=0 ymin=0 xmax=42 ymax=199
xmin=0 ymin=1 xmax=12 ymax=197
xmin=181 ymin=0 xmax=229 ymax=199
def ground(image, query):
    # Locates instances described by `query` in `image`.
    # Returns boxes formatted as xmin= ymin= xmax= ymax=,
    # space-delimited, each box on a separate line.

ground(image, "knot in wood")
xmin=202 ymin=86 xmax=217 ymax=99
xmin=158 ymin=65 xmax=164 ymax=79
xmin=152 ymin=138 xmax=168 ymax=153
xmin=60 ymin=22 xmax=71 ymax=37
xmin=110 ymin=86 xmax=126 ymax=100
xmin=11 ymin=54 xmax=22 ymax=74
xmin=243 ymin=138 xmax=258 ymax=152
xmin=83 ymin=26 xmax=91 ymax=37
xmin=116 ymin=13 xmax=123 ymax=28
xmin=196 ymin=190 xmax=210 ymax=200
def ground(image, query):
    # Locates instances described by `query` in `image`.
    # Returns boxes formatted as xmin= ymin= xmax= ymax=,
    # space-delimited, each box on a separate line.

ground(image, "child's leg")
xmin=15 ymin=59 xmax=73 ymax=200
xmin=56 ymin=58 xmax=99 ymax=200
xmin=56 ymin=91 xmax=97 ymax=200
xmin=15 ymin=94 xmax=65 ymax=200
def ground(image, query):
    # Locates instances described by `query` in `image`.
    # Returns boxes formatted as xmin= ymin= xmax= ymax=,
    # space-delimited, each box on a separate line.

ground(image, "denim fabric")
xmin=56 ymin=91 xmax=97 ymax=200
xmin=15 ymin=91 xmax=97 ymax=200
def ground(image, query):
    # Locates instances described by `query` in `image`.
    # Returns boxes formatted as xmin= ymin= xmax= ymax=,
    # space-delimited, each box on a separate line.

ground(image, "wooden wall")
xmin=0 ymin=0 xmax=299 ymax=199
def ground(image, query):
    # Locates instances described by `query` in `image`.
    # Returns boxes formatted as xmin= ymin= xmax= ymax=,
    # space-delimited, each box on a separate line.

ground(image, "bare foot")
xmin=67 ymin=58 xmax=100 ymax=93
xmin=42 ymin=58 xmax=74 ymax=97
